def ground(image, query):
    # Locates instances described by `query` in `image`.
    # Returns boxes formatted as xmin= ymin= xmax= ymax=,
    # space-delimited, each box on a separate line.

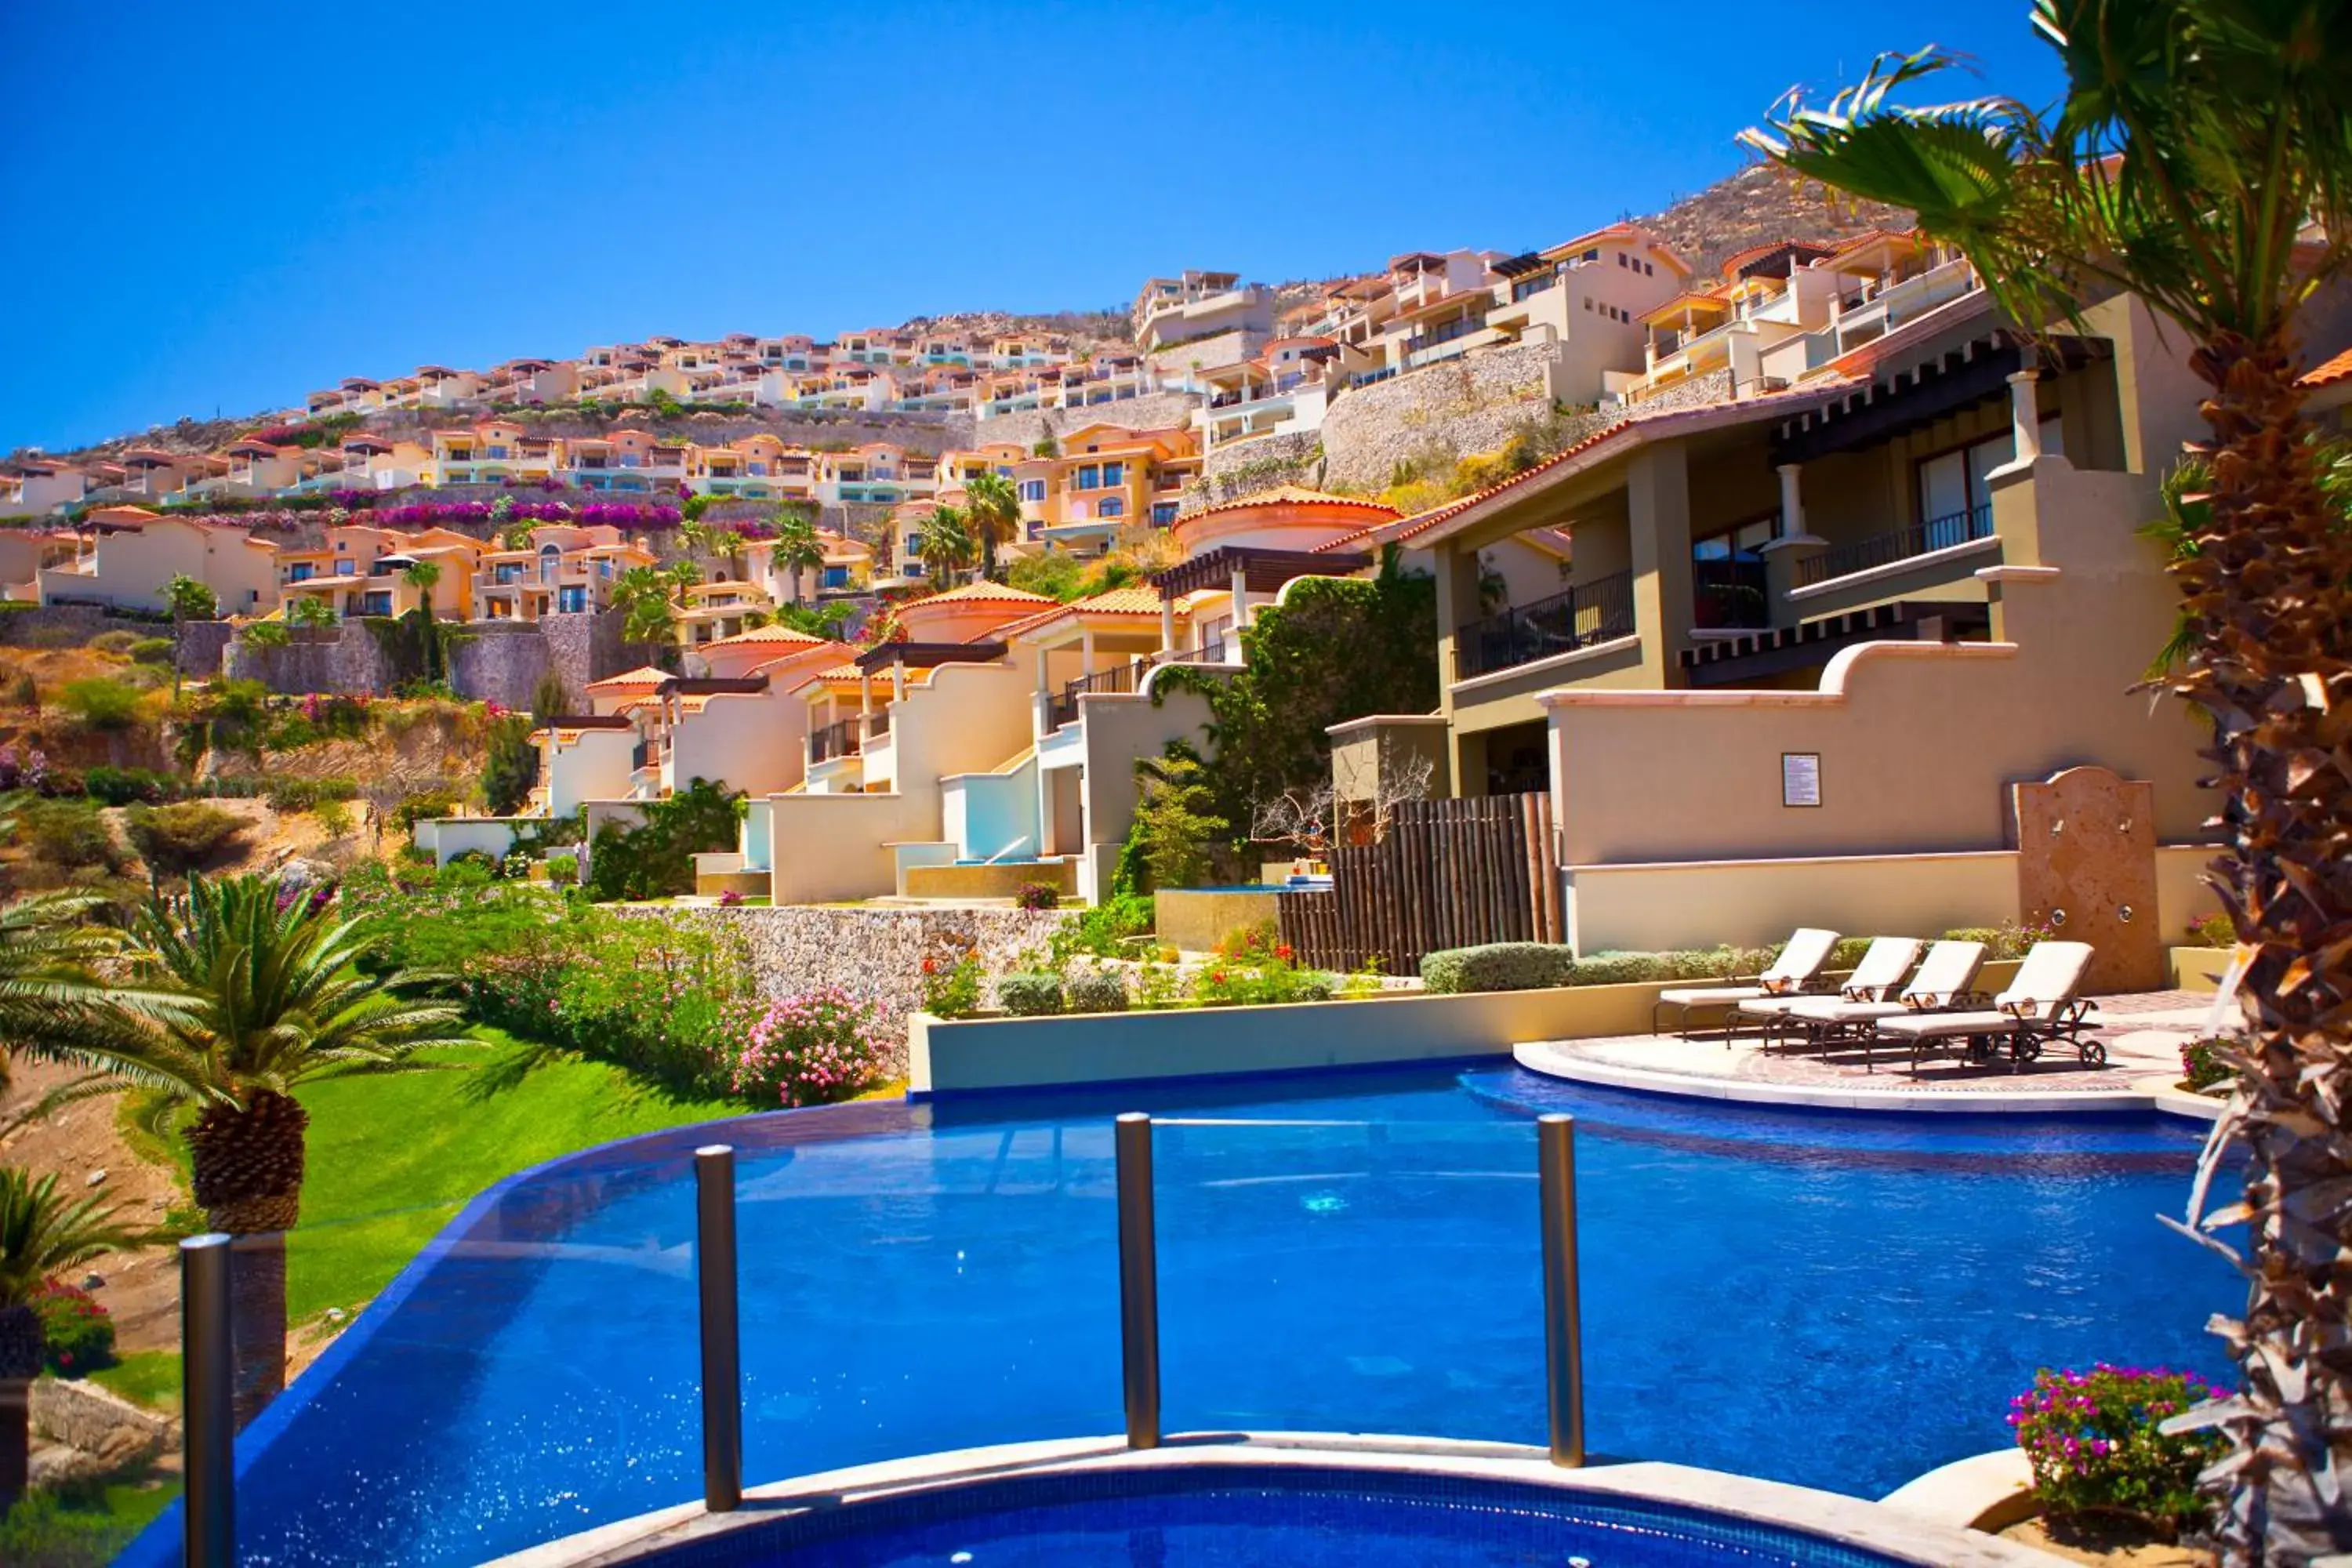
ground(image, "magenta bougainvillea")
xmin=2009 ymin=1364 xmax=2223 ymax=1535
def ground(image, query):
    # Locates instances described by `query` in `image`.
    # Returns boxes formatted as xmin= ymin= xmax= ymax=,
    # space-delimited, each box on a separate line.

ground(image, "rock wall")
xmin=175 ymin=619 xmax=235 ymax=675
xmin=1188 ymin=432 xmax=1327 ymax=511
xmin=537 ymin=608 xmax=630 ymax=698
xmin=223 ymin=626 xmax=397 ymax=695
xmin=1319 ymin=342 xmax=1572 ymax=493
xmin=662 ymin=904 xmax=1075 ymax=1073
xmin=0 ymin=603 xmax=170 ymax=648
xmin=1621 ymin=367 xmax=1733 ymax=415
xmin=448 ymin=621 xmax=552 ymax=710
xmin=1145 ymin=328 xmax=1261 ymax=376
xmin=970 ymin=390 xmax=1203 ymax=451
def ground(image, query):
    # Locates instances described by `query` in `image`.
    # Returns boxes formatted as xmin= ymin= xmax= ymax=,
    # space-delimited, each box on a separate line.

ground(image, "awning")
xmin=851 ymin=640 xmax=1009 ymax=673
xmin=1151 ymin=546 xmax=1374 ymax=599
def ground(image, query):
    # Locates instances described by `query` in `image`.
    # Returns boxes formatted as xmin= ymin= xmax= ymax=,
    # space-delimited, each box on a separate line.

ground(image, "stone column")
xmin=1776 ymin=463 xmax=1805 ymax=539
xmin=2007 ymin=368 xmax=2042 ymax=464
xmin=1625 ymin=438 xmax=1696 ymax=688
xmin=1160 ymin=593 xmax=1176 ymax=654
xmin=1230 ymin=564 xmax=1250 ymax=632
xmin=891 ymin=659 xmax=906 ymax=705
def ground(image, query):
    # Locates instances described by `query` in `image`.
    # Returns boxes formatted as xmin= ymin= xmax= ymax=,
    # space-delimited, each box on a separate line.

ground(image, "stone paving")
xmin=1534 ymin=989 xmax=2223 ymax=1098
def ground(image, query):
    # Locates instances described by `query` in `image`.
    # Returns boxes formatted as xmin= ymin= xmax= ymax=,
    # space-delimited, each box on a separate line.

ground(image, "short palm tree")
xmin=913 ymin=503 xmax=975 ymax=581
xmin=0 ymin=889 xmax=167 ymax=1133
xmin=963 ymin=472 xmax=1022 ymax=580
xmin=0 ymin=1167 xmax=135 ymax=1507
xmin=87 ymin=875 xmax=470 ymax=1427
xmin=611 ymin=564 xmax=679 ymax=649
xmin=1743 ymin=6 xmax=2352 ymax=1555
xmin=771 ymin=507 xmax=826 ymax=604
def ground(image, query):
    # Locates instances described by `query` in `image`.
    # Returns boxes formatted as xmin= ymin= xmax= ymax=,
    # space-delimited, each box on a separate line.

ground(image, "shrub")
xmin=394 ymin=787 xmax=463 ymax=832
xmin=2010 ymin=1365 xmax=2223 ymax=1537
xmin=1421 ymin=942 xmax=1579 ymax=994
xmin=545 ymin=853 xmax=579 ymax=887
xmin=125 ymin=802 xmax=245 ymax=875
xmin=1191 ymin=962 xmax=1335 ymax=1007
xmin=1943 ymin=922 xmax=2055 ymax=961
xmin=731 ymin=988 xmax=889 ymax=1106
xmin=1214 ymin=919 xmax=1284 ymax=963
xmin=717 ymin=887 xmax=744 ymax=907
xmin=32 ymin=1279 xmax=116 ymax=1375
xmin=997 ymin=971 xmax=1068 ymax=1016
xmin=585 ymin=778 xmax=743 ymax=902
xmin=2180 ymin=1036 xmax=2233 ymax=1091
xmin=1054 ymin=893 xmax=1155 ymax=961
xmin=2188 ymin=912 xmax=2235 ymax=949
xmin=481 ymin=713 xmax=539 ymax=816
xmin=88 ymin=630 xmax=142 ymax=656
xmin=1015 ymin=880 xmax=1062 ymax=911
xmin=1565 ymin=951 xmax=1667 ymax=986
xmin=129 ymin=636 xmax=176 ymax=667
xmin=314 ymin=797 xmax=355 ymax=837
xmin=83 ymin=765 xmax=171 ymax=806
xmin=21 ymin=800 xmax=121 ymax=872
xmin=1065 ymin=970 xmax=1130 ymax=1014
xmin=920 ymin=951 xmax=984 ymax=1018
xmin=57 ymin=677 xmax=143 ymax=732
xmin=6 ymin=671 xmax=32 ymax=707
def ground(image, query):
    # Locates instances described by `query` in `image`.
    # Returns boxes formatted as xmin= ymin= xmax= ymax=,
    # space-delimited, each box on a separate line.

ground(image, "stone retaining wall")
xmin=448 ymin=621 xmax=553 ymax=710
xmin=223 ymin=625 xmax=398 ymax=694
xmin=175 ymin=618 xmax=235 ymax=675
xmin=970 ymin=390 xmax=1203 ymax=452
xmin=1619 ymin=367 xmax=1733 ymax=415
xmin=1188 ymin=432 xmax=1327 ymax=511
xmin=0 ymin=603 xmax=171 ymax=648
xmin=1320 ymin=342 xmax=1582 ymax=493
xmin=660 ymin=904 xmax=1075 ymax=1074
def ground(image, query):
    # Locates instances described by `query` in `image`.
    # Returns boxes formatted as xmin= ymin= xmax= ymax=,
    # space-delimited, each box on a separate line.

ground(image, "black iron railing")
xmin=1048 ymin=659 xmax=1148 ymax=730
xmin=866 ymin=709 xmax=891 ymax=740
xmin=1455 ymin=569 xmax=1636 ymax=679
xmin=1691 ymin=557 xmax=1769 ymax=630
xmin=809 ymin=717 xmax=863 ymax=763
xmin=1794 ymin=505 xmax=1994 ymax=587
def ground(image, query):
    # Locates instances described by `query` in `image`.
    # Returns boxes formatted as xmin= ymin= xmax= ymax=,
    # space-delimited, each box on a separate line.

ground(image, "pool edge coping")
xmin=477 ymin=1433 xmax=2074 ymax=1568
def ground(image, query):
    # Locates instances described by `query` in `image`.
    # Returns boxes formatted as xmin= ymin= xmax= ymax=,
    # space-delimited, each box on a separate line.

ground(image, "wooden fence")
xmin=1277 ymin=792 xmax=1562 ymax=976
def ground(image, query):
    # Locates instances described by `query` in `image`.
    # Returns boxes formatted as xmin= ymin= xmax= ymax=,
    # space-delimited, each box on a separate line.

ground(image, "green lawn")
xmin=87 ymin=1350 xmax=181 ymax=1416
xmin=0 ymin=1475 xmax=180 ymax=1568
xmin=286 ymin=1029 xmax=744 ymax=1323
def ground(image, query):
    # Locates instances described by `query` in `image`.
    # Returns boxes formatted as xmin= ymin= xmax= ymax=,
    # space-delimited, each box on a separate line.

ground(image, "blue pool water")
xmin=615 ymin=1464 xmax=1923 ymax=1566
xmin=128 ymin=1065 xmax=2232 ymax=1566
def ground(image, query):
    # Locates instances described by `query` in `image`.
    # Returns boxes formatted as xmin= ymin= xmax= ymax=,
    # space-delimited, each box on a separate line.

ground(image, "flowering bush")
xmin=1015 ymin=880 xmax=1062 ymax=912
xmin=920 ymin=950 xmax=985 ymax=1018
xmin=2010 ymin=1365 xmax=2223 ymax=1535
xmin=718 ymin=888 xmax=744 ymax=907
xmin=2180 ymin=1036 xmax=2233 ymax=1091
xmin=33 ymin=1280 xmax=116 ymax=1374
xmin=732 ymin=989 xmax=889 ymax=1106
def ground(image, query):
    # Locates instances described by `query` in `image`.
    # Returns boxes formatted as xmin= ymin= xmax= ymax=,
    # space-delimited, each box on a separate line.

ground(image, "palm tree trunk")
xmin=2176 ymin=331 xmax=2352 ymax=1565
xmin=186 ymin=1091 xmax=308 ymax=1431
xmin=0 ymin=1377 xmax=28 ymax=1510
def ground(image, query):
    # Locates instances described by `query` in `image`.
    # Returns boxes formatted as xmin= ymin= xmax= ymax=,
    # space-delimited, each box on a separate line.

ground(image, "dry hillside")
xmin=1638 ymin=163 xmax=1914 ymax=277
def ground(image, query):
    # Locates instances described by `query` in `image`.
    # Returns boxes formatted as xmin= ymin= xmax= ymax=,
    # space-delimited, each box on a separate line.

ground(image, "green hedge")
xmin=1065 ymin=971 xmax=1130 ymax=1014
xmin=996 ymin=972 xmax=1067 ymax=1017
xmin=1421 ymin=943 xmax=1579 ymax=994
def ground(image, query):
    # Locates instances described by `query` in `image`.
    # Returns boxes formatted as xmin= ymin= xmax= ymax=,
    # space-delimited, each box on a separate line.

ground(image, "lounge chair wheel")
xmin=2013 ymin=1036 xmax=2042 ymax=1064
xmin=2082 ymin=1040 xmax=2107 ymax=1067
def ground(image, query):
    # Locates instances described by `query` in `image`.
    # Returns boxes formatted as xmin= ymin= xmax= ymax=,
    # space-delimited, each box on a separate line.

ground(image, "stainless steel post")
xmin=1537 ymin=1113 xmax=1585 ymax=1467
xmin=181 ymin=1233 xmax=235 ymax=1566
xmin=1114 ymin=1112 xmax=1161 ymax=1449
xmin=695 ymin=1145 xmax=742 ymax=1512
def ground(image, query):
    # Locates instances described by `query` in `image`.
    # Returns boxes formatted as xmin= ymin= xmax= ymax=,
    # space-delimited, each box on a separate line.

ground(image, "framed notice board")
xmin=1781 ymin=752 xmax=1822 ymax=808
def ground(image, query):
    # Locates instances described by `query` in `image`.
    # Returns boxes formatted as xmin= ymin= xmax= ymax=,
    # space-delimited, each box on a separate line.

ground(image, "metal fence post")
xmin=181 ymin=1233 xmax=235 ymax=1567
xmin=1537 ymin=1113 xmax=1586 ymax=1467
xmin=1114 ymin=1112 xmax=1161 ymax=1450
xmin=695 ymin=1145 xmax=743 ymax=1512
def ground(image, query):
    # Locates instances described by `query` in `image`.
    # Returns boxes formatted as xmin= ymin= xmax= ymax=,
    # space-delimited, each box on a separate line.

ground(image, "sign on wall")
xmin=1781 ymin=752 xmax=1822 ymax=808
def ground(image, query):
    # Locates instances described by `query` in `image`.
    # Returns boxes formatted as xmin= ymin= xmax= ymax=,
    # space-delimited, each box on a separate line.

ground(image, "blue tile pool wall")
xmin=615 ymin=1465 xmax=1929 ymax=1568
xmin=125 ymin=1065 xmax=2233 ymax=1567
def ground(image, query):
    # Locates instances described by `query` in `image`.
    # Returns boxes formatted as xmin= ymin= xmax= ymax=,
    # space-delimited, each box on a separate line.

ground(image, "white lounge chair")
xmin=1777 ymin=939 xmax=1989 ymax=1070
xmin=1869 ymin=941 xmax=2103 ymax=1075
xmin=1653 ymin=927 xmax=1842 ymax=1042
xmin=1737 ymin=935 xmax=1926 ymax=1051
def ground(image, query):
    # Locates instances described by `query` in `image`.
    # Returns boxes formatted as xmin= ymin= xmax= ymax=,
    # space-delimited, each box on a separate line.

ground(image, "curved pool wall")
xmin=124 ymin=1064 xmax=2232 ymax=1567
xmin=493 ymin=1443 xmax=2056 ymax=1568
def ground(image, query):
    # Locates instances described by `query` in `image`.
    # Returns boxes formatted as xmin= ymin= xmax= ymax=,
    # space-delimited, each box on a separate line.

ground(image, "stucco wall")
xmin=1563 ymin=851 xmax=2022 ymax=956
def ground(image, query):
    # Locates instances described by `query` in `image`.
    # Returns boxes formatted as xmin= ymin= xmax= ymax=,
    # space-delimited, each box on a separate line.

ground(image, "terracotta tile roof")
xmin=895 ymin=579 xmax=1055 ymax=611
xmin=703 ymin=623 xmax=826 ymax=649
xmin=1381 ymin=379 xmax=1863 ymax=547
xmin=1190 ymin=485 xmax=1399 ymax=522
xmin=2299 ymin=346 xmax=2352 ymax=390
xmin=583 ymin=665 xmax=676 ymax=693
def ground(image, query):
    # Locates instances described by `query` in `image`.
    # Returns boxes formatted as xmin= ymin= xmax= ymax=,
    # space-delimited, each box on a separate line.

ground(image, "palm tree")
xmin=771 ymin=508 xmax=825 ymax=605
xmin=913 ymin=503 xmax=975 ymax=582
xmin=0 ymin=890 xmax=169 ymax=1138
xmin=85 ymin=876 xmax=470 ymax=1427
xmin=964 ymin=472 xmax=1022 ymax=580
xmin=611 ymin=564 xmax=680 ymax=650
xmin=0 ymin=1167 xmax=135 ymax=1507
xmin=162 ymin=574 xmax=216 ymax=701
xmin=1742 ymin=9 xmax=2352 ymax=1556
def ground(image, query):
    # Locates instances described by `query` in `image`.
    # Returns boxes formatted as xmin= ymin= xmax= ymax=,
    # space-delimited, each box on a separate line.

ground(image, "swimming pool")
xmin=125 ymin=1064 xmax=2231 ymax=1566
xmin=602 ymin=1461 xmax=1935 ymax=1567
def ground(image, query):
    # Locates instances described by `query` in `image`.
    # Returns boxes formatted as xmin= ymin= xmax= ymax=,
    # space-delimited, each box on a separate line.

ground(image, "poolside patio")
xmin=1518 ymin=989 xmax=2226 ymax=1116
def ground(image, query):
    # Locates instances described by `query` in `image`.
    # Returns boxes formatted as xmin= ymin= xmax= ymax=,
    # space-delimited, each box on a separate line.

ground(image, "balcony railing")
xmin=1403 ymin=315 xmax=1485 ymax=357
xmin=809 ymin=717 xmax=864 ymax=763
xmin=866 ymin=709 xmax=891 ymax=740
xmin=1692 ymin=557 xmax=1769 ymax=630
xmin=1455 ymin=569 xmax=1636 ymax=679
xmin=1048 ymin=658 xmax=1148 ymax=730
xmin=1793 ymin=505 xmax=1995 ymax=588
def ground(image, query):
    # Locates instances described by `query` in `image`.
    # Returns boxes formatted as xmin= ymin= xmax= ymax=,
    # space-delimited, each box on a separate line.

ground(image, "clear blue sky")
xmin=0 ymin=2 xmax=2063 ymax=454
